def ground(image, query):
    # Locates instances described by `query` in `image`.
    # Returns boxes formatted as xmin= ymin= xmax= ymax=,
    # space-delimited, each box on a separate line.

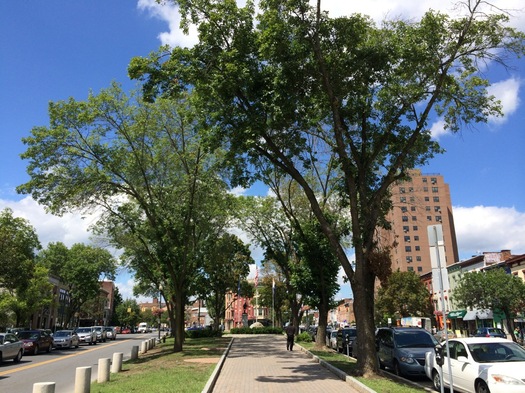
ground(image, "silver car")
xmin=0 ymin=333 xmax=24 ymax=363
xmin=104 ymin=326 xmax=117 ymax=341
xmin=53 ymin=330 xmax=79 ymax=349
xmin=75 ymin=327 xmax=97 ymax=345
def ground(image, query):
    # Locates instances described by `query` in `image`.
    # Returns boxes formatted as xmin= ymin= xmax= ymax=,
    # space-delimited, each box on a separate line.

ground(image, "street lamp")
xmin=158 ymin=284 xmax=163 ymax=340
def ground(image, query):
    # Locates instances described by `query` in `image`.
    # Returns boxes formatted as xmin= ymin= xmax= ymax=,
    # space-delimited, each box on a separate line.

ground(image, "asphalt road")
xmin=0 ymin=332 xmax=157 ymax=393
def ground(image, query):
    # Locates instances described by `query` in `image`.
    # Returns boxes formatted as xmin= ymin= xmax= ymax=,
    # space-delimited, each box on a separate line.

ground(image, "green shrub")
xmin=296 ymin=332 xmax=313 ymax=342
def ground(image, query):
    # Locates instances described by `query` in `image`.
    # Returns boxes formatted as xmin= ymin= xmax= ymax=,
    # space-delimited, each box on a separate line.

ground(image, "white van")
xmin=138 ymin=322 xmax=150 ymax=333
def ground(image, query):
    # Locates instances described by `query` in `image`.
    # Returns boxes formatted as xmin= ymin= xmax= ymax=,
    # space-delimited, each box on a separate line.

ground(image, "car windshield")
xmin=395 ymin=330 xmax=437 ymax=348
xmin=469 ymin=342 xmax=525 ymax=363
xmin=54 ymin=331 xmax=70 ymax=337
xmin=18 ymin=331 xmax=40 ymax=339
xmin=343 ymin=329 xmax=357 ymax=337
xmin=76 ymin=328 xmax=90 ymax=333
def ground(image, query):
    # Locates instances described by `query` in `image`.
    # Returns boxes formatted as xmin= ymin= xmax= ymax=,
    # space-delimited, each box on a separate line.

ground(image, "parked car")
xmin=53 ymin=330 xmax=79 ymax=349
xmin=0 ymin=332 xmax=24 ymax=363
xmin=337 ymin=327 xmax=357 ymax=355
xmin=474 ymin=327 xmax=507 ymax=338
xmin=120 ymin=327 xmax=131 ymax=334
xmin=326 ymin=329 xmax=338 ymax=350
xmin=75 ymin=327 xmax=97 ymax=345
xmin=434 ymin=329 xmax=457 ymax=341
xmin=92 ymin=326 xmax=107 ymax=342
xmin=17 ymin=329 xmax=54 ymax=355
xmin=425 ymin=337 xmax=525 ymax=393
xmin=105 ymin=327 xmax=117 ymax=340
xmin=376 ymin=326 xmax=438 ymax=377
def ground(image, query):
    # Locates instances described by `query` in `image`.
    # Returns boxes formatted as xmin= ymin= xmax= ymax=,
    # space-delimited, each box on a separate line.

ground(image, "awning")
xmin=447 ymin=310 xmax=467 ymax=319
xmin=476 ymin=310 xmax=493 ymax=320
xmin=463 ymin=310 xmax=478 ymax=321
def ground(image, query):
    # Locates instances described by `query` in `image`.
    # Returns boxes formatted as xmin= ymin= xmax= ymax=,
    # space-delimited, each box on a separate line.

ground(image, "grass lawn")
xmin=91 ymin=336 xmax=231 ymax=393
xmin=299 ymin=341 xmax=425 ymax=393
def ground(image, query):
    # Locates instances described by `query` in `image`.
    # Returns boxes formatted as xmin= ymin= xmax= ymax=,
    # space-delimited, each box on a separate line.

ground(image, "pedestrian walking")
xmin=285 ymin=323 xmax=295 ymax=351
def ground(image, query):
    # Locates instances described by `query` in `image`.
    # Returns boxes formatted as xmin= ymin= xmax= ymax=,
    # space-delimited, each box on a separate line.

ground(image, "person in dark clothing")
xmin=285 ymin=324 xmax=295 ymax=351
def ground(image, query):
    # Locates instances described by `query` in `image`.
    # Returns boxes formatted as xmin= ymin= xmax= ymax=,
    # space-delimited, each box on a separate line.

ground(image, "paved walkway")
xmin=212 ymin=335 xmax=363 ymax=392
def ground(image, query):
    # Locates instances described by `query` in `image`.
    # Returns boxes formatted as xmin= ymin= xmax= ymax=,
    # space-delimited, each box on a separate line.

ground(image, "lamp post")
xmin=158 ymin=284 xmax=163 ymax=340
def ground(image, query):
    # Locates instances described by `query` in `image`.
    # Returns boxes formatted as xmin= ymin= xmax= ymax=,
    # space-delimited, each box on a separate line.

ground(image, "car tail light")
xmin=486 ymin=333 xmax=490 ymax=337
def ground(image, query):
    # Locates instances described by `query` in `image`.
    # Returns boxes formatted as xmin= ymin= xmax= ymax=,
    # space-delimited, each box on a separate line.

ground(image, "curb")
xmin=297 ymin=344 xmax=377 ymax=393
xmin=201 ymin=337 xmax=234 ymax=393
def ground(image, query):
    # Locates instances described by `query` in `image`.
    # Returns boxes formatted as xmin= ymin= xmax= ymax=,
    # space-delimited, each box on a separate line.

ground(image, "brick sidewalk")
xmin=211 ymin=335 xmax=364 ymax=392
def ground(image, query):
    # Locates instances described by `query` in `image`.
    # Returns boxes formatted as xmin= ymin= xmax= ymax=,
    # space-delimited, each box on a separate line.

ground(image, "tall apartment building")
xmin=378 ymin=169 xmax=459 ymax=274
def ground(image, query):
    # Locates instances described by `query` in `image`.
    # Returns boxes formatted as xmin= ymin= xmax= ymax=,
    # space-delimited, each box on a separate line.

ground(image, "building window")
xmin=404 ymin=236 xmax=410 ymax=242
xmin=434 ymin=206 xmax=441 ymax=212
xmin=405 ymin=246 xmax=412 ymax=252
xmin=433 ymin=196 xmax=440 ymax=202
xmin=425 ymin=197 xmax=430 ymax=202
xmin=402 ymin=216 xmax=409 ymax=222
xmin=408 ymin=266 xmax=414 ymax=271
xmin=400 ymin=187 xmax=405 ymax=193
xmin=436 ymin=216 xmax=442 ymax=222
xmin=412 ymin=216 xmax=417 ymax=221
xmin=411 ymin=206 xmax=416 ymax=212
xmin=403 ymin=226 xmax=409 ymax=233
xmin=432 ymin=187 xmax=439 ymax=193
xmin=431 ymin=177 xmax=437 ymax=184
xmin=414 ymin=236 xmax=419 ymax=241
xmin=401 ymin=206 xmax=408 ymax=212
xmin=423 ymin=187 xmax=428 ymax=192
xmin=416 ymin=256 xmax=422 ymax=261
xmin=425 ymin=206 xmax=431 ymax=211
xmin=406 ymin=256 xmax=413 ymax=263
xmin=410 ymin=197 xmax=415 ymax=203
xmin=423 ymin=178 xmax=428 ymax=183
xmin=417 ymin=266 xmax=423 ymax=272
xmin=413 ymin=226 xmax=418 ymax=231
xmin=427 ymin=216 xmax=432 ymax=221
xmin=415 ymin=246 xmax=421 ymax=251
xmin=400 ymin=197 xmax=406 ymax=203
xmin=409 ymin=187 xmax=414 ymax=192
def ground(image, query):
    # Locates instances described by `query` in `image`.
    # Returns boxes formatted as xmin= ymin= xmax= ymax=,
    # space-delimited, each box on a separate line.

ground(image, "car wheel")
xmin=46 ymin=344 xmax=51 ymax=353
xmin=475 ymin=381 xmax=491 ymax=393
xmin=393 ymin=360 xmax=402 ymax=376
xmin=432 ymin=370 xmax=442 ymax=391
xmin=13 ymin=349 xmax=23 ymax=363
xmin=76 ymin=342 xmax=79 ymax=348
xmin=33 ymin=345 xmax=39 ymax=355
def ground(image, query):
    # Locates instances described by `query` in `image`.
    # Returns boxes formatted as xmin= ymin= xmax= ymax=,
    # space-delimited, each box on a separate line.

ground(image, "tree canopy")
xmin=128 ymin=0 xmax=525 ymax=375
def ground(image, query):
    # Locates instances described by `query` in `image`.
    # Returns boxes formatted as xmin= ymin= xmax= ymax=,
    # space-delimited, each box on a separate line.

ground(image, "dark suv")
xmin=376 ymin=326 xmax=438 ymax=377
xmin=473 ymin=327 xmax=506 ymax=338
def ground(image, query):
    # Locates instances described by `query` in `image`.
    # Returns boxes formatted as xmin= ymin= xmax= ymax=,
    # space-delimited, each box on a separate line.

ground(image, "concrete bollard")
xmin=74 ymin=366 xmax=91 ymax=393
xmin=131 ymin=345 xmax=139 ymax=360
xmin=98 ymin=358 xmax=111 ymax=383
xmin=111 ymin=352 xmax=123 ymax=373
xmin=140 ymin=340 xmax=148 ymax=354
xmin=32 ymin=382 xmax=55 ymax=393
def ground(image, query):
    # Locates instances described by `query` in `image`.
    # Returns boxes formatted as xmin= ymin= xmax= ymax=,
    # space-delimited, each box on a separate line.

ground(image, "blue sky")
xmin=1 ymin=0 xmax=524 ymax=301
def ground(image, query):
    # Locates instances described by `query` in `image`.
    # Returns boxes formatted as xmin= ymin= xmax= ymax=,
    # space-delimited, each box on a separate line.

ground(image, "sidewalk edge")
xmin=297 ymin=344 xmax=377 ymax=393
xmin=201 ymin=337 xmax=234 ymax=393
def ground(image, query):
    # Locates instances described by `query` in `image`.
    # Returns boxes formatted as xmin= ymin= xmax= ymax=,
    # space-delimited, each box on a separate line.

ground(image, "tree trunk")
xmin=353 ymin=259 xmax=379 ymax=377
xmin=172 ymin=291 xmax=184 ymax=352
xmin=316 ymin=301 xmax=329 ymax=348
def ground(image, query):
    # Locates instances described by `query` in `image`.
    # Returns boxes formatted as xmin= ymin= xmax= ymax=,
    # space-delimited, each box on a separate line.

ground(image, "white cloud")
xmin=487 ymin=77 xmax=522 ymax=124
xmin=453 ymin=205 xmax=525 ymax=259
xmin=430 ymin=119 xmax=449 ymax=140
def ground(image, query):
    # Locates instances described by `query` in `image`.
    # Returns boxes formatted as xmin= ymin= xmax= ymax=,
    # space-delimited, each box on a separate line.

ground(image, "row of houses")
xmin=422 ymin=249 xmax=525 ymax=336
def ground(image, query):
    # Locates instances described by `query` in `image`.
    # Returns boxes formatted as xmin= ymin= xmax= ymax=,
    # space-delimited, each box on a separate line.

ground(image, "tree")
xmin=18 ymin=84 xmax=232 ymax=351
xmin=375 ymin=270 xmax=433 ymax=324
xmin=454 ymin=268 xmax=525 ymax=341
xmin=129 ymin=0 xmax=525 ymax=375
xmin=115 ymin=298 xmax=141 ymax=329
xmin=197 ymin=233 xmax=252 ymax=330
xmin=0 ymin=208 xmax=49 ymax=327
xmin=38 ymin=242 xmax=116 ymax=328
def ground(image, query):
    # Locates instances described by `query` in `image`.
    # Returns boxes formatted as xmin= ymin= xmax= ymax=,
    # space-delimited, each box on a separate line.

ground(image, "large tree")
xmin=0 ymin=208 xmax=49 ymax=328
xmin=18 ymin=84 xmax=232 ymax=351
xmin=454 ymin=268 xmax=525 ymax=342
xmin=129 ymin=0 xmax=525 ymax=374
xmin=38 ymin=242 xmax=117 ymax=327
xmin=375 ymin=270 xmax=433 ymax=324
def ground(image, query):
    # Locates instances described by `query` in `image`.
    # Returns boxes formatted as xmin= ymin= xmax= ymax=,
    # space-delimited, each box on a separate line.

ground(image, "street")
xmin=0 ymin=332 xmax=157 ymax=393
